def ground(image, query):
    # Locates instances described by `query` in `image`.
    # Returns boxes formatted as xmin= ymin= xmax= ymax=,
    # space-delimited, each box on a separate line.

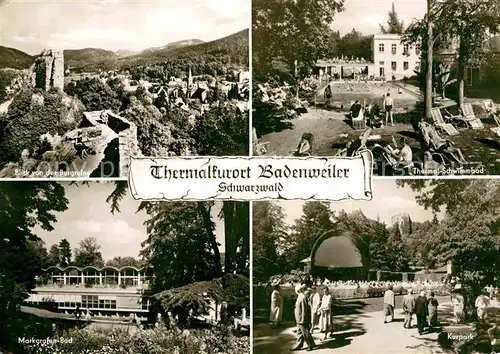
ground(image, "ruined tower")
xmin=34 ymin=49 xmax=64 ymax=92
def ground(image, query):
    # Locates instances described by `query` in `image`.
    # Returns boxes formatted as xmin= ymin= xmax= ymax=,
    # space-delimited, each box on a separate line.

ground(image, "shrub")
xmin=0 ymin=89 xmax=83 ymax=162
xmin=22 ymin=326 xmax=249 ymax=354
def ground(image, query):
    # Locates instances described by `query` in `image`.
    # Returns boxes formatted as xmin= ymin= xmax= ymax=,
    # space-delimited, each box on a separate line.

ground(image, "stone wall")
xmin=107 ymin=112 xmax=142 ymax=176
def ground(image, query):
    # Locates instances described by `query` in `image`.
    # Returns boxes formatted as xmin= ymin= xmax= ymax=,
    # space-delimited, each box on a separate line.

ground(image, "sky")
xmin=278 ymin=179 xmax=440 ymax=227
xmin=331 ymin=0 xmax=427 ymax=36
xmin=0 ymin=0 xmax=250 ymax=55
xmin=33 ymin=182 xmax=225 ymax=261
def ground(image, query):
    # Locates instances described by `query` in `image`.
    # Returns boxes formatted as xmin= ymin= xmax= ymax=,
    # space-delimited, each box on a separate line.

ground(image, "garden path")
xmin=254 ymin=300 xmax=500 ymax=354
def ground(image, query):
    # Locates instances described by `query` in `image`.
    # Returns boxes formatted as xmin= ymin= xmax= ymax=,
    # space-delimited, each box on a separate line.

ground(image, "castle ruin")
xmin=34 ymin=49 xmax=64 ymax=92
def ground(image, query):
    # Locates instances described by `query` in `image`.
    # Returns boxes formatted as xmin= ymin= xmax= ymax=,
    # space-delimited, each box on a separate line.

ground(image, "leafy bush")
xmin=23 ymin=326 xmax=249 ymax=354
xmin=65 ymin=77 xmax=121 ymax=112
xmin=0 ymin=89 xmax=83 ymax=162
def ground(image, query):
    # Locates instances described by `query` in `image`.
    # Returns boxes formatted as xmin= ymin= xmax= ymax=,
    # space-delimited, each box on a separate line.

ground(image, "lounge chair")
xmin=430 ymin=108 xmax=460 ymax=136
xmin=252 ymin=128 xmax=270 ymax=155
xmin=352 ymin=108 xmax=365 ymax=130
xmin=481 ymin=100 xmax=500 ymax=137
xmin=491 ymin=114 xmax=500 ymax=137
xmin=459 ymin=103 xmax=485 ymax=129
xmin=420 ymin=122 xmax=467 ymax=167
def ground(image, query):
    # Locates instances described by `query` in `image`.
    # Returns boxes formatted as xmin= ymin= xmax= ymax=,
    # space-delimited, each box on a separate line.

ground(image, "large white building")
xmin=372 ymin=34 xmax=422 ymax=80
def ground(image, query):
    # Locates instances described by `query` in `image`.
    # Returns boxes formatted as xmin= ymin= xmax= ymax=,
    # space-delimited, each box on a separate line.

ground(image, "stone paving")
xmin=254 ymin=300 xmax=500 ymax=354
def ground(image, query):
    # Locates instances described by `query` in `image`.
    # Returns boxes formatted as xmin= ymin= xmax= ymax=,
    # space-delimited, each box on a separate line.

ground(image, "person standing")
xmin=383 ymin=92 xmax=394 ymax=126
xmin=402 ymin=288 xmax=416 ymax=329
xmin=475 ymin=291 xmax=491 ymax=324
xmin=319 ymin=287 xmax=333 ymax=341
xmin=383 ymin=284 xmax=395 ymax=323
xmin=427 ymin=292 xmax=439 ymax=328
xmin=291 ymin=284 xmax=316 ymax=351
xmin=451 ymin=286 xmax=465 ymax=324
xmin=415 ymin=291 xmax=429 ymax=335
xmin=324 ymin=84 xmax=332 ymax=107
xmin=270 ymin=284 xmax=284 ymax=328
xmin=309 ymin=286 xmax=321 ymax=333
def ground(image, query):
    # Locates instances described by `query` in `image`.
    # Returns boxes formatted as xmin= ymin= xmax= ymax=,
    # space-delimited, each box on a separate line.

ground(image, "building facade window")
xmin=379 ymin=61 xmax=384 ymax=65
xmin=391 ymin=62 xmax=397 ymax=71
xmin=391 ymin=44 xmax=397 ymax=54
xmin=403 ymin=62 xmax=409 ymax=70
xmin=379 ymin=43 xmax=385 ymax=52
xmin=403 ymin=44 xmax=409 ymax=55
xmin=415 ymin=43 xmax=421 ymax=55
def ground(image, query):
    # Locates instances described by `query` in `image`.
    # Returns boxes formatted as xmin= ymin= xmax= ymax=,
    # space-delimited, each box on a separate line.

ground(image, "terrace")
xmin=37 ymin=266 xmax=154 ymax=289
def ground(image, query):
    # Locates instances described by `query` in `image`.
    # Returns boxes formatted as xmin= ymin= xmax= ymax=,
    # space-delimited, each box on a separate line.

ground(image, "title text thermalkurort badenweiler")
xmin=149 ymin=164 xmax=350 ymax=180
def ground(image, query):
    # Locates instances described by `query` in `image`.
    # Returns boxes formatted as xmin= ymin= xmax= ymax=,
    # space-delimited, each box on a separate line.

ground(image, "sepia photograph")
xmin=252 ymin=0 xmax=500 ymax=176
xmin=253 ymin=179 xmax=500 ymax=353
xmin=0 ymin=0 xmax=249 ymax=179
xmin=0 ymin=181 xmax=250 ymax=354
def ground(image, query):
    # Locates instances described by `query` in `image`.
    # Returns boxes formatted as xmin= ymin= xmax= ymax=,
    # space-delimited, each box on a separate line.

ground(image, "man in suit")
xmin=383 ymin=284 xmax=395 ymax=323
xmin=291 ymin=284 xmax=316 ymax=351
xmin=402 ymin=288 xmax=416 ymax=329
xmin=415 ymin=291 xmax=429 ymax=335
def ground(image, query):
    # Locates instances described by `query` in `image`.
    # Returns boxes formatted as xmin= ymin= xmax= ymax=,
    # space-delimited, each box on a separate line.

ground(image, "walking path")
xmin=254 ymin=300 xmax=500 ymax=354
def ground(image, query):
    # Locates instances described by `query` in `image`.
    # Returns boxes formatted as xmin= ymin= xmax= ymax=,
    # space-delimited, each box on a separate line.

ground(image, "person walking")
xmin=309 ymin=286 xmax=321 ymax=333
xmin=319 ymin=287 xmax=333 ymax=341
xmin=270 ymin=284 xmax=284 ymax=328
xmin=383 ymin=92 xmax=394 ymax=126
xmin=475 ymin=291 xmax=491 ymax=324
xmin=451 ymin=285 xmax=465 ymax=324
xmin=427 ymin=292 xmax=439 ymax=328
xmin=415 ymin=291 xmax=429 ymax=335
xmin=402 ymin=288 xmax=416 ymax=329
xmin=291 ymin=284 xmax=316 ymax=351
xmin=383 ymin=284 xmax=395 ymax=323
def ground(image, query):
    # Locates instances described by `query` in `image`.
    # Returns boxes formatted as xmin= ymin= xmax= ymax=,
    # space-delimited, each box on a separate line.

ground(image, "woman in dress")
xmin=270 ymin=284 xmax=283 ymax=328
xmin=319 ymin=287 xmax=333 ymax=341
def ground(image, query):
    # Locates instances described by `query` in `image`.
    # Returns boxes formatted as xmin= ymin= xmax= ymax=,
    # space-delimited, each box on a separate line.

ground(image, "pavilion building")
xmin=25 ymin=266 xmax=154 ymax=320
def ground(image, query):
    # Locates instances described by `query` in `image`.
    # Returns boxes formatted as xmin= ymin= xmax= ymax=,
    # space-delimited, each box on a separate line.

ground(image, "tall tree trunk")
xmin=197 ymin=202 xmax=223 ymax=277
xmin=223 ymin=202 xmax=250 ymax=275
xmin=425 ymin=0 xmax=434 ymax=119
xmin=223 ymin=202 xmax=236 ymax=274
xmin=457 ymin=57 xmax=465 ymax=109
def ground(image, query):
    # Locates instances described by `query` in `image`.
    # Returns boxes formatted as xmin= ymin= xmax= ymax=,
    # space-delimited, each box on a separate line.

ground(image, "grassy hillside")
xmin=64 ymin=48 xmax=119 ymax=69
xmin=141 ymin=38 xmax=205 ymax=54
xmin=126 ymin=29 xmax=248 ymax=65
xmin=80 ymin=29 xmax=249 ymax=72
xmin=0 ymin=46 xmax=35 ymax=70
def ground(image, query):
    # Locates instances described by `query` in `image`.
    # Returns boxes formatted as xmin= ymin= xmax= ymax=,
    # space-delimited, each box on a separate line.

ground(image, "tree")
xmin=436 ymin=0 xmax=500 ymax=107
xmin=65 ymin=77 xmax=121 ymax=112
xmin=58 ymin=239 xmax=72 ymax=267
xmin=0 ymin=182 xmax=69 ymax=347
xmin=337 ymin=30 xmax=373 ymax=60
xmin=106 ymin=256 xmax=142 ymax=268
xmin=379 ymin=3 xmax=405 ymax=34
xmin=73 ymin=237 xmax=104 ymax=268
xmin=397 ymin=179 xmax=500 ymax=295
xmin=220 ymin=202 xmax=250 ymax=275
xmin=253 ymin=201 xmax=289 ymax=281
xmin=253 ymin=0 xmax=345 ymax=80
xmin=192 ymin=105 xmax=249 ymax=156
xmin=139 ymin=202 xmax=221 ymax=292
xmin=286 ymin=202 xmax=336 ymax=269
xmin=403 ymin=0 xmax=447 ymax=119
xmin=47 ymin=244 xmax=61 ymax=267
xmin=122 ymin=96 xmax=175 ymax=156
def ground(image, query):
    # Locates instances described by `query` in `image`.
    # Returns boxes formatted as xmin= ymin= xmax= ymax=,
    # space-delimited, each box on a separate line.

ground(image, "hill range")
xmin=0 ymin=29 xmax=248 ymax=71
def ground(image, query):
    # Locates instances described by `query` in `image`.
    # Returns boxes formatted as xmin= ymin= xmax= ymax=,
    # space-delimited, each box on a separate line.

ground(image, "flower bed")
xmin=23 ymin=326 xmax=249 ymax=354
